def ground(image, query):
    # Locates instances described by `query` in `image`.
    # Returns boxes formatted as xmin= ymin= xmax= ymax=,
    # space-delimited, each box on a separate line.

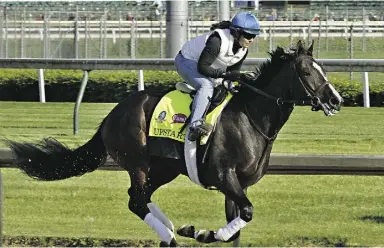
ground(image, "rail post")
xmin=73 ymin=70 xmax=90 ymax=135
xmin=0 ymin=171 xmax=3 ymax=247
xmin=363 ymin=72 xmax=370 ymax=108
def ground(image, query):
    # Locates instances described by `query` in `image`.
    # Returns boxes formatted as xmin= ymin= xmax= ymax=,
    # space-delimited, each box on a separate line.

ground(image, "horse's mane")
xmin=250 ymin=46 xmax=295 ymax=89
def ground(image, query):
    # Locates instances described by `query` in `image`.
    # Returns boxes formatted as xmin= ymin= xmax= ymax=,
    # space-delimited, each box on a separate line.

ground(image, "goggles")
xmin=241 ymin=32 xmax=257 ymax=40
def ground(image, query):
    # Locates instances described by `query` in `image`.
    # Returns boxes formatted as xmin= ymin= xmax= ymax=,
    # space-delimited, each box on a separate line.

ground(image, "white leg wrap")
xmin=144 ymin=213 xmax=175 ymax=244
xmin=147 ymin=202 xmax=175 ymax=232
xmin=214 ymin=217 xmax=248 ymax=242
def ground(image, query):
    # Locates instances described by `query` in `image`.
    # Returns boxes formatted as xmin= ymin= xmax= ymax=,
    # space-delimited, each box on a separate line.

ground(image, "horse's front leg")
xmin=177 ymin=169 xmax=253 ymax=243
xmin=224 ymin=195 xmax=241 ymax=242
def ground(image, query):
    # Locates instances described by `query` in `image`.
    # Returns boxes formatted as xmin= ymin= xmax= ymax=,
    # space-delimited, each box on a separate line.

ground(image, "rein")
xmin=238 ymin=80 xmax=299 ymax=106
xmin=244 ymin=103 xmax=279 ymax=143
xmin=237 ymin=61 xmax=330 ymax=107
xmin=236 ymin=68 xmax=309 ymax=106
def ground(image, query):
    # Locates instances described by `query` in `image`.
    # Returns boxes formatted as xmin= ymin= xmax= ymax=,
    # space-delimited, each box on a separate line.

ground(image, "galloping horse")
xmin=6 ymin=40 xmax=343 ymax=246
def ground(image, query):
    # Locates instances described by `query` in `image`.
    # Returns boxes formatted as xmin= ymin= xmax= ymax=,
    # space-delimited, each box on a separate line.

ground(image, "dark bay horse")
xmin=5 ymin=40 xmax=343 ymax=246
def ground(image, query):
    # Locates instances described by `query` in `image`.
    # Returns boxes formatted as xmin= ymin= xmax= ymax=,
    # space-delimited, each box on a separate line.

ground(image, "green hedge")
xmin=330 ymin=75 xmax=384 ymax=106
xmin=0 ymin=69 xmax=179 ymax=102
xmin=0 ymin=69 xmax=383 ymax=106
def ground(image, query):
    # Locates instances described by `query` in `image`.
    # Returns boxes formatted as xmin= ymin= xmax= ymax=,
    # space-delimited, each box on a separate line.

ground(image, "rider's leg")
xmin=175 ymin=53 xmax=214 ymax=141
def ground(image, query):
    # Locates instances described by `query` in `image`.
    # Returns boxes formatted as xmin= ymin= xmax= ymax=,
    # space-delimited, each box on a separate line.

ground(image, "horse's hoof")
xmin=169 ymin=238 xmax=178 ymax=247
xmin=159 ymin=241 xmax=168 ymax=247
xmin=159 ymin=238 xmax=178 ymax=247
xmin=195 ymin=230 xmax=217 ymax=243
xmin=177 ymin=224 xmax=195 ymax=238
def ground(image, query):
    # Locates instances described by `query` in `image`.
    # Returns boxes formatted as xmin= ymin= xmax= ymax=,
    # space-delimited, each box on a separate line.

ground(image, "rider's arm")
xmin=197 ymin=32 xmax=225 ymax=78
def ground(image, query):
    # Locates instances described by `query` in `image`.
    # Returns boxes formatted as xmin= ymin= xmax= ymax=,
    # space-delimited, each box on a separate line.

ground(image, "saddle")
xmin=175 ymin=82 xmax=229 ymax=115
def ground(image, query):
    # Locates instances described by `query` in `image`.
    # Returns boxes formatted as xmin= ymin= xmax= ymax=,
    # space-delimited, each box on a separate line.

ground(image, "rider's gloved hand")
xmin=240 ymin=72 xmax=258 ymax=82
xmin=222 ymin=71 xmax=241 ymax=81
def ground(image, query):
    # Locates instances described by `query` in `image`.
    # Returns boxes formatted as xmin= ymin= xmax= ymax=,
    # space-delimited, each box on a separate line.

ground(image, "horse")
xmin=5 ymin=40 xmax=343 ymax=246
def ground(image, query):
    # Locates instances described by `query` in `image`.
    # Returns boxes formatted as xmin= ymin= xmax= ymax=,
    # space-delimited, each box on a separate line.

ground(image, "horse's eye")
xmin=303 ymin=72 xmax=311 ymax=76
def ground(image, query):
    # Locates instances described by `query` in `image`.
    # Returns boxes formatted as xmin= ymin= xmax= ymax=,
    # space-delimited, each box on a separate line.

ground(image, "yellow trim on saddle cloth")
xmin=148 ymin=90 xmax=233 ymax=145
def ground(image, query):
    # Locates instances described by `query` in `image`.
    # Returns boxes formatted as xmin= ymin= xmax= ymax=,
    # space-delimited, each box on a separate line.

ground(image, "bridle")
xmin=292 ymin=61 xmax=331 ymax=111
xmin=237 ymin=59 xmax=330 ymax=110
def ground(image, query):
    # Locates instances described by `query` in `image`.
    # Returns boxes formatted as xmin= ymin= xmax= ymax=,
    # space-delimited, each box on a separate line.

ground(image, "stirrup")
xmin=188 ymin=121 xmax=213 ymax=142
xmin=223 ymin=80 xmax=239 ymax=93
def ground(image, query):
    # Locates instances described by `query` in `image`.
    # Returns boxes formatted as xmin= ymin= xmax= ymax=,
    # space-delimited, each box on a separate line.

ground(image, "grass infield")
xmin=0 ymin=102 xmax=383 ymax=246
xmin=2 ymin=169 xmax=383 ymax=246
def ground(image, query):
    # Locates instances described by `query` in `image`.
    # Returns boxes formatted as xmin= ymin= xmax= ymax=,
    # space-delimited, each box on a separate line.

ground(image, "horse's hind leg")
xmin=125 ymin=165 xmax=177 ymax=246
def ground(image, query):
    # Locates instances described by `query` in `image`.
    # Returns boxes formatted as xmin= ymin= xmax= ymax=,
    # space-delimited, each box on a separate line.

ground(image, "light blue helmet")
xmin=231 ymin=12 xmax=260 ymax=35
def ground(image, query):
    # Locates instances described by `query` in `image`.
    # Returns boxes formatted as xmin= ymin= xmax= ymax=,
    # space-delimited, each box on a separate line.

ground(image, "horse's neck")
xmin=241 ymin=78 xmax=295 ymax=140
xmin=245 ymin=98 xmax=294 ymax=140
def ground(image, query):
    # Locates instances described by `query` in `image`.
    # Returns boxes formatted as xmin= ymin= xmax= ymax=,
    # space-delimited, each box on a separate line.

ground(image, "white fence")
xmin=1 ymin=57 xmax=384 ymax=71
xmin=1 ymin=19 xmax=384 ymax=58
xmin=2 ymin=20 xmax=384 ymax=39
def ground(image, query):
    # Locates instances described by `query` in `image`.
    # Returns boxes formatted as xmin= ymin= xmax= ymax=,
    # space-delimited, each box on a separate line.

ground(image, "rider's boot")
xmin=188 ymin=119 xmax=213 ymax=142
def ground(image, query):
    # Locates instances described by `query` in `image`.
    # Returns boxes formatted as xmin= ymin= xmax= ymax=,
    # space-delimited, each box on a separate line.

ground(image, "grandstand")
xmin=0 ymin=1 xmax=167 ymax=21
xmin=0 ymin=1 xmax=383 ymax=22
xmin=257 ymin=0 xmax=384 ymax=21
xmin=0 ymin=1 xmax=220 ymax=21
xmin=310 ymin=0 xmax=384 ymax=21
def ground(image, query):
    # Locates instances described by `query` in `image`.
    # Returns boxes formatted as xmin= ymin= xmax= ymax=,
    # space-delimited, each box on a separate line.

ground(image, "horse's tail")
xmin=5 ymin=125 xmax=107 ymax=181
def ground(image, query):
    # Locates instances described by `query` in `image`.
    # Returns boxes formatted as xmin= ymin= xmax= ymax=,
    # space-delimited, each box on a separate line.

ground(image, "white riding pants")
xmin=174 ymin=53 xmax=214 ymax=124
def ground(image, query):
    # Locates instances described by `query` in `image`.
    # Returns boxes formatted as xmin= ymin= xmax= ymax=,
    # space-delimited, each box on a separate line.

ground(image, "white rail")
xmin=2 ymin=20 xmax=384 ymax=39
xmin=0 ymin=58 xmax=383 ymax=72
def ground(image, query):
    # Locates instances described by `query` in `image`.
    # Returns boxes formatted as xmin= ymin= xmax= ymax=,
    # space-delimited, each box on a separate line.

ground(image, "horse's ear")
xmin=296 ymin=40 xmax=304 ymax=55
xmin=308 ymin=40 xmax=314 ymax=56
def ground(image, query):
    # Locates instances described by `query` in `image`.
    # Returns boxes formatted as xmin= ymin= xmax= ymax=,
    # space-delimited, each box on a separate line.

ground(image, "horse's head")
xmin=291 ymin=40 xmax=343 ymax=116
xmin=239 ymin=40 xmax=343 ymax=116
